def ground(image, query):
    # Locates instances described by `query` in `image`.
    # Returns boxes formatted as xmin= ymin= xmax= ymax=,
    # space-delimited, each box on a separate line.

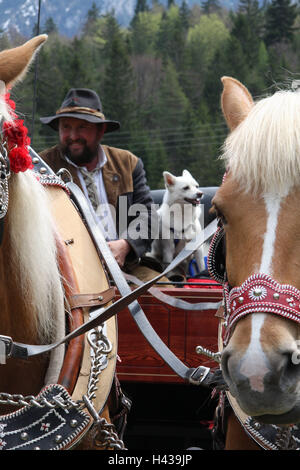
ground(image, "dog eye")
xmin=183 ymin=186 xmax=189 ymax=190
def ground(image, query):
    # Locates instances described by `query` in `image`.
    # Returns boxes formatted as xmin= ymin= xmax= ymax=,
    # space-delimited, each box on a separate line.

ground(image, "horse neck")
xmin=0 ymin=172 xmax=65 ymax=343
xmin=0 ymin=173 xmax=65 ymax=400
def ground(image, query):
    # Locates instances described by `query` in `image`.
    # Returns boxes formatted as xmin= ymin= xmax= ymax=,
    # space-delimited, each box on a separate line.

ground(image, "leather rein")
xmin=0 ymin=148 xmax=223 ymax=389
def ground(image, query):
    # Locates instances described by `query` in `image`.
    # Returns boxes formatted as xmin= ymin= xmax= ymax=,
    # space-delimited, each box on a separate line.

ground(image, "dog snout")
xmin=197 ymin=191 xmax=203 ymax=199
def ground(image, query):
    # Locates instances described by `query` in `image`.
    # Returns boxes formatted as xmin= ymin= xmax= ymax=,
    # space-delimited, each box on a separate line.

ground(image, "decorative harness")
xmin=207 ymin=191 xmax=300 ymax=346
xmin=206 ymin=181 xmax=300 ymax=451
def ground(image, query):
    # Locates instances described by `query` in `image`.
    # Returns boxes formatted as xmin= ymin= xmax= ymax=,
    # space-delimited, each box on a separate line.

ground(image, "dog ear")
xmin=182 ymin=169 xmax=192 ymax=178
xmin=163 ymin=171 xmax=176 ymax=187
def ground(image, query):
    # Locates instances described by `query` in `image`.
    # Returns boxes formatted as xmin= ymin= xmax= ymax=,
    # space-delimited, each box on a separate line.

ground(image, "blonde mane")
xmin=7 ymin=171 xmax=65 ymax=342
xmin=221 ymin=89 xmax=300 ymax=195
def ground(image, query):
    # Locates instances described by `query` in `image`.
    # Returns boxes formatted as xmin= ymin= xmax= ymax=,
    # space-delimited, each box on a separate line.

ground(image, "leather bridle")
xmin=207 ymin=211 xmax=300 ymax=346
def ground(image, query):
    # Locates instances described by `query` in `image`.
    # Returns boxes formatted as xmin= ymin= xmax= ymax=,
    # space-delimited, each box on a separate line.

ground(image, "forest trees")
xmin=265 ymin=0 xmax=298 ymax=46
xmin=10 ymin=0 xmax=300 ymax=188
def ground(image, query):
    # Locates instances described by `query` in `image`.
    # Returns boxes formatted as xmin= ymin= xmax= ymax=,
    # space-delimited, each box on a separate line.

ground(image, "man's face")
xmin=58 ymin=117 xmax=105 ymax=165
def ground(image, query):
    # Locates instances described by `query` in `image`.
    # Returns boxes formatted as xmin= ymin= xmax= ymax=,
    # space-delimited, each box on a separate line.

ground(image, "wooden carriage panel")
xmin=116 ymin=286 xmax=222 ymax=383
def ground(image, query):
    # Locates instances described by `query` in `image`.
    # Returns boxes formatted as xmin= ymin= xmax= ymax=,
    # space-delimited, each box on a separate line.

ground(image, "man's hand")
xmin=107 ymin=239 xmax=131 ymax=268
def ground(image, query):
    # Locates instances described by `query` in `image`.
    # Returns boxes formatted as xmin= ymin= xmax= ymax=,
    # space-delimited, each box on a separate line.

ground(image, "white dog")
xmin=150 ymin=169 xmax=205 ymax=273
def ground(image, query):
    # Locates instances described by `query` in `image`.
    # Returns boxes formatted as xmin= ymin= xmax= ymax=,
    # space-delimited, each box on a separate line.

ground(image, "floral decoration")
xmin=2 ymin=90 xmax=33 ymax=173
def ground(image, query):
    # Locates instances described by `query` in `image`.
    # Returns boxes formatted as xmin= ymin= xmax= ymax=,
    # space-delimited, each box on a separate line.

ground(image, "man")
xmin=39 ymin=88 xmax=157 ymax=276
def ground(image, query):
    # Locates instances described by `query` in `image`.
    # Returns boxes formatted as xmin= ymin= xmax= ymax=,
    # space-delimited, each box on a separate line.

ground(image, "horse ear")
xmin=0 ymin=34 xmax=48 ymax=87
xmin=221 ymin=76 xmax=254 ymax=131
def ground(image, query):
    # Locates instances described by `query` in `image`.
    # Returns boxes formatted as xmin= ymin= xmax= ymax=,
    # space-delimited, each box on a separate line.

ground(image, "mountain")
xmin=0 ymin=0 xmax=240 ymax=38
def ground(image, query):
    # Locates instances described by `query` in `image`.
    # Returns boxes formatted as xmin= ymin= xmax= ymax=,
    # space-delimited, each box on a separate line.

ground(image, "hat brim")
xmin=40 ymin=113 xmax=120 ymax=133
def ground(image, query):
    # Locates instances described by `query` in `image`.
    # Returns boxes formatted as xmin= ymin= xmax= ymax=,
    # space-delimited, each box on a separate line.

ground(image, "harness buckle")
xmin=0 ymin=335 xmax=13 ymax=362
xmin=188 ymin=366 xmax=211 ymax=385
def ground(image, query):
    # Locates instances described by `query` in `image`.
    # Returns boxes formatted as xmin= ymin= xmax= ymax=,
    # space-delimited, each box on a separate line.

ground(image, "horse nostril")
xmin=270 ymin=347 xmax=300 ymax=391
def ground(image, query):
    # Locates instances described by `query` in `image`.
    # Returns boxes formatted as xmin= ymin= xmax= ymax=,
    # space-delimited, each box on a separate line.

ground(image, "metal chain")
xmin=93 ymin=418 xmax=127 ymax=450
xmin=85 ymin=325 xmax=127 ymax=450
xmin=195 ymin=345 xmax=221 ymax=363
xmin=0 ymin=392 xmax=80 ymax=409
xmin=86 ymin=326 xmax=112 ymax=401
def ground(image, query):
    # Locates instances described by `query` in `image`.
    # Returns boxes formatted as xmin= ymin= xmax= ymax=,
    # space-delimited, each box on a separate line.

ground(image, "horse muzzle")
xmin=222 ymin=339 xmax=300 ymax=423
xmin=219 ymin=273 xmax=300 ymax=424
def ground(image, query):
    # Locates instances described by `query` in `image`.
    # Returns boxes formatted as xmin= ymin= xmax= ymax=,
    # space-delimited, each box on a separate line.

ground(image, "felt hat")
xmin=40 ymin=88 xmax=120 ymax=133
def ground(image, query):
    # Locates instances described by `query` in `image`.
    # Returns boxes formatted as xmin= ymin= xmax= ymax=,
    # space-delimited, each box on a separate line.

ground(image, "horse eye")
xmin=213 ymin=205 xmax=227 ymax=226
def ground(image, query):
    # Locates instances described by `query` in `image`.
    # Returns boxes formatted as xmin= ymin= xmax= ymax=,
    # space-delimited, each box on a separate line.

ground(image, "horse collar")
xmin=223 ymin=273 xmax=300 ymax=344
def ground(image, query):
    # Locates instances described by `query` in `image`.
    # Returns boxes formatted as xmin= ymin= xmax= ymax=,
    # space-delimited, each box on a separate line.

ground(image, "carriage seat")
xmin=150 ymin=186 xmax=218 ymax=227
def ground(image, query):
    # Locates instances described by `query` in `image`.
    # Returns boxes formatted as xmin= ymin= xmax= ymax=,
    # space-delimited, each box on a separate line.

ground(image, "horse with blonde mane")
xmin=0 ymin=36 xmax=122 ymax=450
xmin=211 ymin=77 xmax=300 ymax=450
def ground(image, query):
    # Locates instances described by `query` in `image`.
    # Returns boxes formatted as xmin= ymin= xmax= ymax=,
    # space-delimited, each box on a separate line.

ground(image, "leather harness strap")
xmin=124 ymin=272 xmax=222 ymax=311
xmin=68 ymin=287 xmax=115 ymax=310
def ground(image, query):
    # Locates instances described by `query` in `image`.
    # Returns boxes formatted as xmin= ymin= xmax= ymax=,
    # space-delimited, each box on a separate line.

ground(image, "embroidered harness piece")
xmin=207 ymin=225 xmax=226 ymax=284
xmin=223 ymin=274 xmax=300 ymax=344
xmin=0 ymin=384 xmax=91 ymax=450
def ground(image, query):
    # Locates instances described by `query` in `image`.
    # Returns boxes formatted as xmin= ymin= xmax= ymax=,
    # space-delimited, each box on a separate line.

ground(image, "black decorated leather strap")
xmin=4 ymin=180 xmax=219 ymax=386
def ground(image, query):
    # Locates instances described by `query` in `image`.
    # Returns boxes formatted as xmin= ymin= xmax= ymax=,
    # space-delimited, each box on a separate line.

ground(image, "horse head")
xmin=215 ymin=77 xmax=300 ymax=425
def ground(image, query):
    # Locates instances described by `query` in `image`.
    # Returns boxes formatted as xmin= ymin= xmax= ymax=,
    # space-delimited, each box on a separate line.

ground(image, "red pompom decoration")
xmin=9 ymin=146 xmax=33 ymax=173
xmin=2 ymin=91 xmax=32 ymax=173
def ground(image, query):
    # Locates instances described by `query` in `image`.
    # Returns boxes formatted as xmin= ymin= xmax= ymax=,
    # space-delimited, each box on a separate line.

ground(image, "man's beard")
xmin=60 ymin=139 xmax=97 ymax=166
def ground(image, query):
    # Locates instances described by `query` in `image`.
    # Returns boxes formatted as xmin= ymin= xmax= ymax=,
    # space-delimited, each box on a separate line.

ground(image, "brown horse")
xmin=212 ymin=77 xmax=300 ymax=450
xmin=0 ymin=37 xmax=120 ymax=450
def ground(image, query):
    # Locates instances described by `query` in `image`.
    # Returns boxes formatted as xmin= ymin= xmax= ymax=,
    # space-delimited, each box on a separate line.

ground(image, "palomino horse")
xmin=0 ymin=37 xmax=122 ymax=450
xmin=211 ymin=77 xmax=300 ymax=450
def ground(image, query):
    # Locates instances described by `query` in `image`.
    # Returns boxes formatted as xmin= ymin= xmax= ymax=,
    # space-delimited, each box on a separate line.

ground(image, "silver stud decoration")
xmin=238 ymin=296 xmax=244 ymax=304
xmin=20 ymin=432 xmax=29 ymax=441
xmin=70 ymin=419 xmax=78 ymax=428
xmin=248 ymin=286 xmax=267 ymax=301
xmin=253 ymin=288 xmax=262 ymax=296
xmin=54 ymin=435 xmax=63 ymax=443
xmin=39 ymin=167 xmax=47 ymax=174
xmin=273 ymin=293 xmax=280 ymax=300
xmin=0 ymin=146 xmax=10 ymax=220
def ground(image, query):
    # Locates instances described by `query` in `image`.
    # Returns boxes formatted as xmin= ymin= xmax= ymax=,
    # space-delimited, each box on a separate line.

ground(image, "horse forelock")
xmin=221 ymin=89 xmax=300 ymax=196
xmin=7 ymin=171 xmax=65 ymax=342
